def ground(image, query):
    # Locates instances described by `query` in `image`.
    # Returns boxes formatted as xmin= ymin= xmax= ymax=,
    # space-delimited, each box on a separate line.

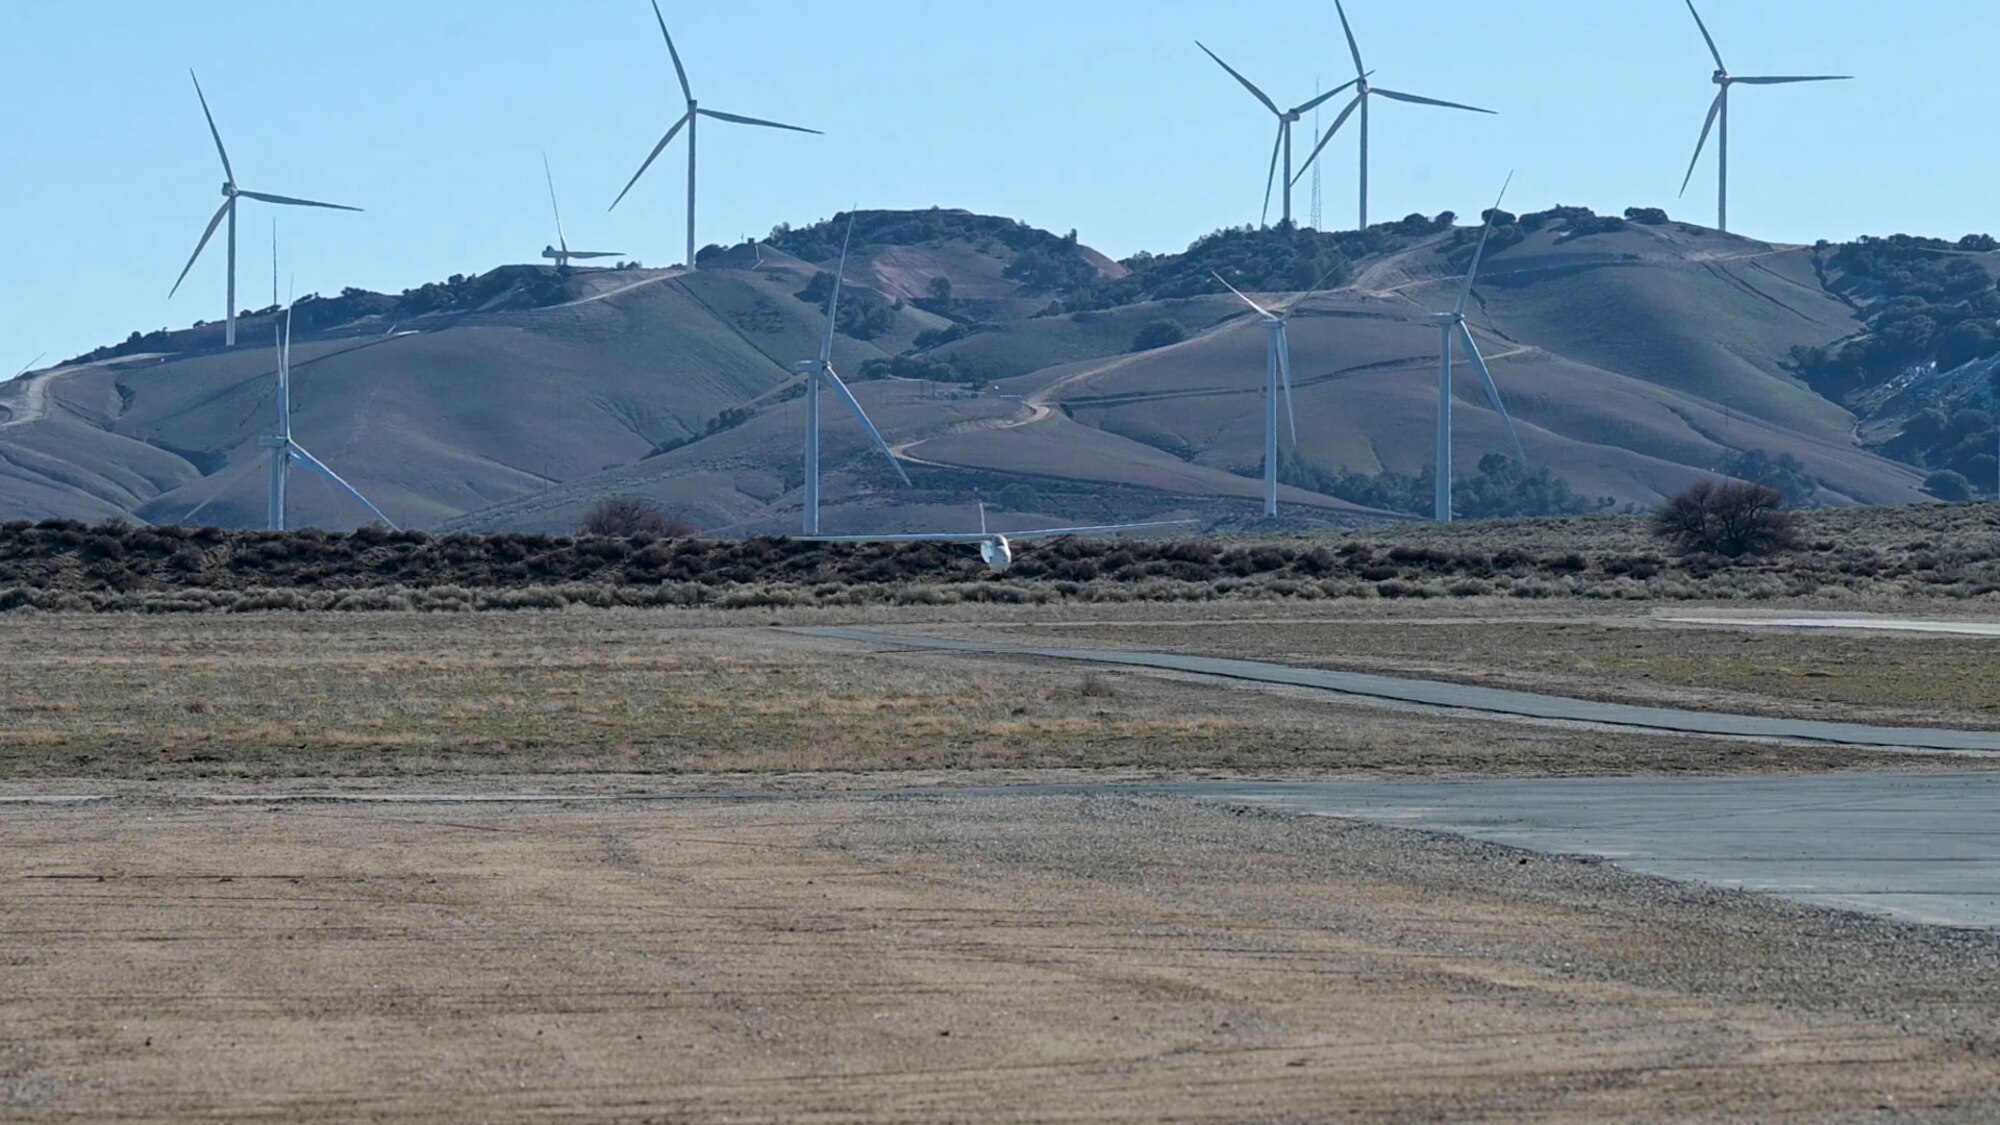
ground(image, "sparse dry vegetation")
xmin=1 ymin=503 xmax=1998 ymax=613
xmin=579 ymin=496 xmax=697 ymax=538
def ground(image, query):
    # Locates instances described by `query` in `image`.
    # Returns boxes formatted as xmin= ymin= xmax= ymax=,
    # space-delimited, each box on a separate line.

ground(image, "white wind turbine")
xmin=1196 ymin=44 xmax=1364 ymax=227
xmin=168 ymin=72 xmax=361 ymax=350
xmin=609 ymin=0 xmax=820 ymax=271
xmin=1292 ymin=0 xmax=1495 ymax=231
xmin=542 ymin=155 xmax=622 ymax=270
xmin=797 ymin=215 xmax=910 ymax=535
xmin=259 ymin=242 xmax=395 ymax=532
xmin=259 ymin=309 xmax=397 ymax=531
xmin=1211 ymin=268 xmax=1340 ymax=518
xmin=1430 ymin=177 xmax=1528 ymax=524
xmin=1678 ymin=0 xmax=1851 ymax=235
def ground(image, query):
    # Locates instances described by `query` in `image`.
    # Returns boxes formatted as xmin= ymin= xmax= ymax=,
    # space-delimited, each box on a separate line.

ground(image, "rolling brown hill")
xmin=0 ymin=207 xmax=1936 ymax=534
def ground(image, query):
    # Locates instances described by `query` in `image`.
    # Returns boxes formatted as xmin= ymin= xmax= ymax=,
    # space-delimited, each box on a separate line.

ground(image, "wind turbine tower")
xmin=796 ymin=215 xmax=911 ymax=535
xmin=1214 ymin=271 xmax=1347 ymax=518
xmin=169 ymin=72 xmax=361 ymax=349
xmin=1678 ymin=0 xmax=1851 ymax=235
xmin=1197 ymin=45 xmax=1362 ymax=227
xmin=1430 ymin=178 xmax=1528 ymax=523
xmin=611 ymin=0 xmax=821 ymax=270
xmin=260 ymin=238 xmax=396 ymax=532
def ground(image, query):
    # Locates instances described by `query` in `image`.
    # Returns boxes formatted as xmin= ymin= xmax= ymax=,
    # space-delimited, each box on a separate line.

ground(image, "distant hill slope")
xmin=1 ymin=205 xmax=1967 ymax=532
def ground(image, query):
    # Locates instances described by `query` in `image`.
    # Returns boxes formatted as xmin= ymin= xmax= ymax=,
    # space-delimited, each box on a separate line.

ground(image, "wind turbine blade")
xmin=1211 ymin=271 xmax=1273 ymax=318
xmin=1731 ymin=75 xmax=1852 ymax=85
xmin=279 ymin=306 xmax=293 ymax=437
xmin=1459 ymin=322 xmax=1526 ymax=463
xmin=1456 ymin=172 xmax=1514 ymax=316
xmin=1369 ymin=88 xmax=1496 ymax=114
xmin=543 ymin=152 xmax=568 ymax=254
xmin=1260 ymin=124 xmax=1283 ymax=226
xmin=650 ymin=0 xmax=693 ymax=103
xmin=169 ymin=200 xmax=232 ymax=298
xmin=1679 ymin=92 xmax=1724 ymax=196
xmin=1685 ymin=0 xmax=1727 ymax=71
xmin=821 ymin=366 xmax=911 ymax=486
xmin=1195 ymin=42 xmax=1281 ymax=116
xmin=288 ymin=443 xmax=398 ymax=529
xmin=237 ymin=191 xmax=362 ymax=212
xmin=1333 ymin=0 xmax=1366 ymax=80
xmin=189 ymin=71 xmax=234 ymax=183
xmin=696 ymin=108 xmax=821 ymax=134
xmin=181 ymin=492 xmax=224 ymax=525
xmin=609 ymin=112 xmax=690 ymax=210
xmin=12 ymin=353 xmax=45 ymax=381
xmin=1277 ymin=260 xmax=1349 ymax=316
xmin=821 ymin=214 xmax=856 ymax=365
xmin=1000 ymin=519 xmax=1200 ymax=540
xmin=1290 ymin=73 xmax=1366 ymax=117
xmin=1277 ymin=329 xmax=1297 ymax=445
xmin=567 ymin=251 xmax=624 ymax=259
xmin=1289 ymin=94 xmax=1362 ymax=189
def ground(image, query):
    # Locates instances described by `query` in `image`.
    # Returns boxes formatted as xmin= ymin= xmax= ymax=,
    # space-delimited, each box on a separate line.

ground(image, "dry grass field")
xmin=0 ymin=607 xmax=1916 ymax=787
xmin=912 ymin=602 xmax=2000 ymax=730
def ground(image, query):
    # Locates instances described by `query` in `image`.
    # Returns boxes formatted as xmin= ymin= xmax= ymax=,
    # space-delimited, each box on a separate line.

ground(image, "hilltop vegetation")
xmin=66 ymin=265 xmax=614 ymax=366
xmin=1781 ymin=234 xmax=2000 ymax=495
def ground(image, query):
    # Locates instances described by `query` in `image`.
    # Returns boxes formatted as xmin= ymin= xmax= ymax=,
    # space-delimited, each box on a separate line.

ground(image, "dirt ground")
xmin=6 ymin=794 xmax=2000 ymax=1123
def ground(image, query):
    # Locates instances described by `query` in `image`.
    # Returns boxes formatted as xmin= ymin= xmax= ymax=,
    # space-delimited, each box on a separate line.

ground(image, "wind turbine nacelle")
xmin=1714 ymin=70 xmax=1730 ymax=85
xmin=792 ymin=359 xmax=820 ymax=376
xmin=543 ymin=247 xmax=562 ymax=259
xmin=221 ymin=182 xmax=237 ymax=197
xmin=1429 ymin=311 xmax=1460 ymax=326
xmin=980 ymin=536 xmax=1013 ymax=573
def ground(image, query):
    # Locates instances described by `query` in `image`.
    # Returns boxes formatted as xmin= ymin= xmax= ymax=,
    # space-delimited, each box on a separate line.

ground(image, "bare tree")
xmin=580 ymin=497 xmax=697 ymax=539
xmin=1652 ymin=480 xmax=1796 ymax=557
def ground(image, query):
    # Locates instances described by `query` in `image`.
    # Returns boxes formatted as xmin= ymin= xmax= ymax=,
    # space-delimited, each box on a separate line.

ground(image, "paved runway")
xmin=1155 ymin=774 xmax=2000 ymax=928
xmin=1665 ymin=614 xmax=2000 ymax=637
xmin=804 ymin=628 xmax=2000 ymax=753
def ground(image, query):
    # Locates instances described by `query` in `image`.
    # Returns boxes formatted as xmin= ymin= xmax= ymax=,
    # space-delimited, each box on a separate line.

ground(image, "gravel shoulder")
xmin=6 ymin=793 xmax=1999 ymax=1122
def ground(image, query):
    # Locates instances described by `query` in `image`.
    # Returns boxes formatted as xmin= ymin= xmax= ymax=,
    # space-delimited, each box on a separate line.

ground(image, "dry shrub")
xmin=1652 ymin=480 xmax=1797 ymax=558
xmin=580 ymin=497 xmax=698 ymax=539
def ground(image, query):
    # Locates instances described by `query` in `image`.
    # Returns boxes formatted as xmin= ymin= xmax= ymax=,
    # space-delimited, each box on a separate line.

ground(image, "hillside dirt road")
xmin=0 ymin=363 xmax=70 ymax=428
xmin=890 ymin=314 xmax=1253 ymax=467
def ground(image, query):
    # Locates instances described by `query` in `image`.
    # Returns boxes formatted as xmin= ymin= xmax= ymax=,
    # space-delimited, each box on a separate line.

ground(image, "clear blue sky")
xmin=2 ymin=0 xmax=1989 ymax=369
